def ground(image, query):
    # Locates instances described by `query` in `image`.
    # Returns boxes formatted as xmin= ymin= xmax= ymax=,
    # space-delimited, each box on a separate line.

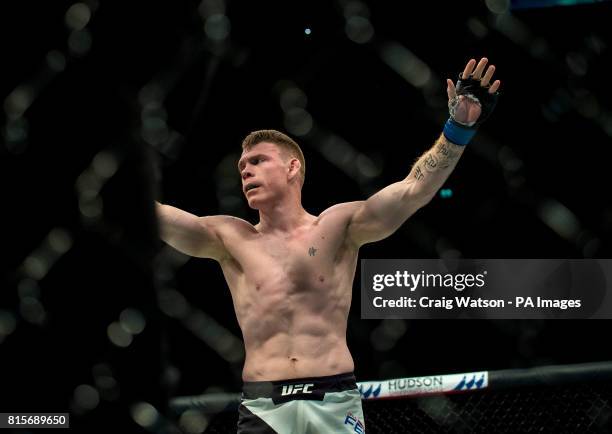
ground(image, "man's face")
xmin=238 ymin=142 xmax=290 ymax=209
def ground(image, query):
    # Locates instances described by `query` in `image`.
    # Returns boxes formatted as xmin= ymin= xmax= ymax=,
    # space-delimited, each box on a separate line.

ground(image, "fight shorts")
xmin=237 ymin=372 xmax=365 ymax=434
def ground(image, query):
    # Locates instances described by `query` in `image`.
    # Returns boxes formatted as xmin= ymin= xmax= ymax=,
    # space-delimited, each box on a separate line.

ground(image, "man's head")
xmin=239 ymin=130 xmax=306 ymax=209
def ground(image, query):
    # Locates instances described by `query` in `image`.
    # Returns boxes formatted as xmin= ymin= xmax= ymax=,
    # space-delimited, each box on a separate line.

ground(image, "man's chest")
xmin=226 ymin=221 xmax=352 ymax=281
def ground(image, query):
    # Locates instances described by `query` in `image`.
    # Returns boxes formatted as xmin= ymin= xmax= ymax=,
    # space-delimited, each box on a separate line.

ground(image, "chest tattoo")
xmin=308 ymin=246 xmax=317 ymax=256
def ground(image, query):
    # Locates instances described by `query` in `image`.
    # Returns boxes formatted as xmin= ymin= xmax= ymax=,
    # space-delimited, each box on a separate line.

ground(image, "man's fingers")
xmin=471 ymin=57 xmax=488 ymax=79
xmin=481 ymin=65 xmax=495 ymax=86
xmin=462 ymin=59 xmax=477 ymax=79
xmin=489 ymin=80 xmax=501 ymax=94
xmin=447 ymin=79 xmax=456 ymax=99
xmin=458 ymin=58 xmax=500 ymax=93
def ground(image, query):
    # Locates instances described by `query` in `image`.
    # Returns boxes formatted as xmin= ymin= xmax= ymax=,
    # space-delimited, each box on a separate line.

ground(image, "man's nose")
xmin=241 ymin=167 xmax=253 ymax=179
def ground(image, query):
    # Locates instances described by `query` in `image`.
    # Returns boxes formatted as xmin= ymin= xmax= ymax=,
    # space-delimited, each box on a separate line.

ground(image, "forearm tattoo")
xmin=424 ymin=153 xmax=438 ymax=172
xmin=412 ymin=138 xmax=462 ymax=181
xmin=435 ymin=140 xmax=461 ymax=169
xmin=414 ymin=165 xmax=425 ymax=181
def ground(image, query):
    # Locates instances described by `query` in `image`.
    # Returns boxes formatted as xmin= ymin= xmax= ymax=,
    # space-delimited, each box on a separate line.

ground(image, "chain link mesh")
xmin=197 ymin=383 xmax=612 ymax=433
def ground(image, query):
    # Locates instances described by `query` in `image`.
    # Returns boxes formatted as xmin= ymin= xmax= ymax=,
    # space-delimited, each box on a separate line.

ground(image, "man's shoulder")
xmin=201 ymin=215 xmax=257 ymax=234
xmin=316 ymin=201 xmax=364 ymax=222
xmin=319 ymin=201 xmax=363 ymax=215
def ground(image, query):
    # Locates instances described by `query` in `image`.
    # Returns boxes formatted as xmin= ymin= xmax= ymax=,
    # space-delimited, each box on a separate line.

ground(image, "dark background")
xmin=2 ymin=0 xmax=612 ymax=432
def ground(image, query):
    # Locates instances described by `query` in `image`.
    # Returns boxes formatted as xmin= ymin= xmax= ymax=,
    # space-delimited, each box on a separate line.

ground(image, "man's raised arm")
xmin=347 ymin=57 xmax=501 ymax=247
xmin=156 ymin=202 xmax=228 ymax=261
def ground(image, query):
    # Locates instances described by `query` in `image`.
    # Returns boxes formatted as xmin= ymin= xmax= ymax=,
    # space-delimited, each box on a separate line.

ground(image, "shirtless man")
xmin=157 ymin=58 xmax=500 ymax=433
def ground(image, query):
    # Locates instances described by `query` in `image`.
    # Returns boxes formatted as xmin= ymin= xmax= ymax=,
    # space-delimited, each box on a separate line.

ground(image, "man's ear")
xmin=287 ymin=158 xmax=301 ymax=182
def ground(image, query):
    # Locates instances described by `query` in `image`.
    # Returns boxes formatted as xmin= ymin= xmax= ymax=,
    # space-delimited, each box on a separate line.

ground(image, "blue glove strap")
xmin=443 ymin=118 xmax=477 ymax=146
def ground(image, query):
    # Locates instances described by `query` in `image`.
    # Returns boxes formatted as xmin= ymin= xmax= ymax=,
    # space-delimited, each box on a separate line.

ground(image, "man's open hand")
xmin=446 ymin=57 xmax=501 ymax=126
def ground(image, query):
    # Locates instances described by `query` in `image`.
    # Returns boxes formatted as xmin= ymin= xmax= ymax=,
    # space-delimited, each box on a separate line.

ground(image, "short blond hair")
xmin=241 ymin=130 xmax=305 ymax=183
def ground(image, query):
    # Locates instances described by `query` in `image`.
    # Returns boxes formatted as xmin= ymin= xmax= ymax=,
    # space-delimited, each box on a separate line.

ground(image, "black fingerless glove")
xmin=443 ymin=75 xmax=500 ymax=146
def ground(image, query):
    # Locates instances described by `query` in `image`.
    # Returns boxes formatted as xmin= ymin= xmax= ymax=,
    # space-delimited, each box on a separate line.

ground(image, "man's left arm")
xmin=347 ymin=57 xmax=501 ymax=247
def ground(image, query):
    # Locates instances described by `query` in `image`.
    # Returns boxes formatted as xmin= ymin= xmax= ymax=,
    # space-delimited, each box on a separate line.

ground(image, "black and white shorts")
xmin=237 ymin=372 xmax=365 ymax=434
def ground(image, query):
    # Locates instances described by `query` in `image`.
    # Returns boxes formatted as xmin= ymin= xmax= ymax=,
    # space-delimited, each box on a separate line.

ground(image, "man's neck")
xmin=256 ymin=198 xmax=311 ymax=234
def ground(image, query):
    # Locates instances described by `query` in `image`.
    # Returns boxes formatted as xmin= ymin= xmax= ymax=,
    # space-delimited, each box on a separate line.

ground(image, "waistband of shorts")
xmin=242 ymin=372 xmax=357 ymax=400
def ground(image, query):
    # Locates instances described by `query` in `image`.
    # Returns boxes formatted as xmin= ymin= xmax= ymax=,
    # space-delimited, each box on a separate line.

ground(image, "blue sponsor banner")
xmin=361 ymin=259 xmax=612 ymax=319
xmin=357 ymin=372 xmax=489 ymax=399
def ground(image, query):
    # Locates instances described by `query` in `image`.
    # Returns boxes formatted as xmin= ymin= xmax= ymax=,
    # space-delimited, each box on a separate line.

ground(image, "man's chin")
xmin=246 ymin=197 xmax=263 ymax=210
xmin=246 ymin=192 xmax=274 ymax=210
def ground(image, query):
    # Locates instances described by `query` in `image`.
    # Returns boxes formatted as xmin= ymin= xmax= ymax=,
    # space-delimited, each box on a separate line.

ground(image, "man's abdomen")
xmin=242 ymin=332 xmax=354 ymax=382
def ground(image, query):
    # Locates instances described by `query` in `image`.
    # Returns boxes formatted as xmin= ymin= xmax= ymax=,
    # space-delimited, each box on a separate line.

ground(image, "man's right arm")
xmin=155 ymin=202 xmax=228 ymax=261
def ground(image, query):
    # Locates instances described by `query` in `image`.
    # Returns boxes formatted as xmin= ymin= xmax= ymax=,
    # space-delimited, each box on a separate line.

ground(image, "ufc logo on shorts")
xmin=281 ymin=383 xmax=314 ymax=396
